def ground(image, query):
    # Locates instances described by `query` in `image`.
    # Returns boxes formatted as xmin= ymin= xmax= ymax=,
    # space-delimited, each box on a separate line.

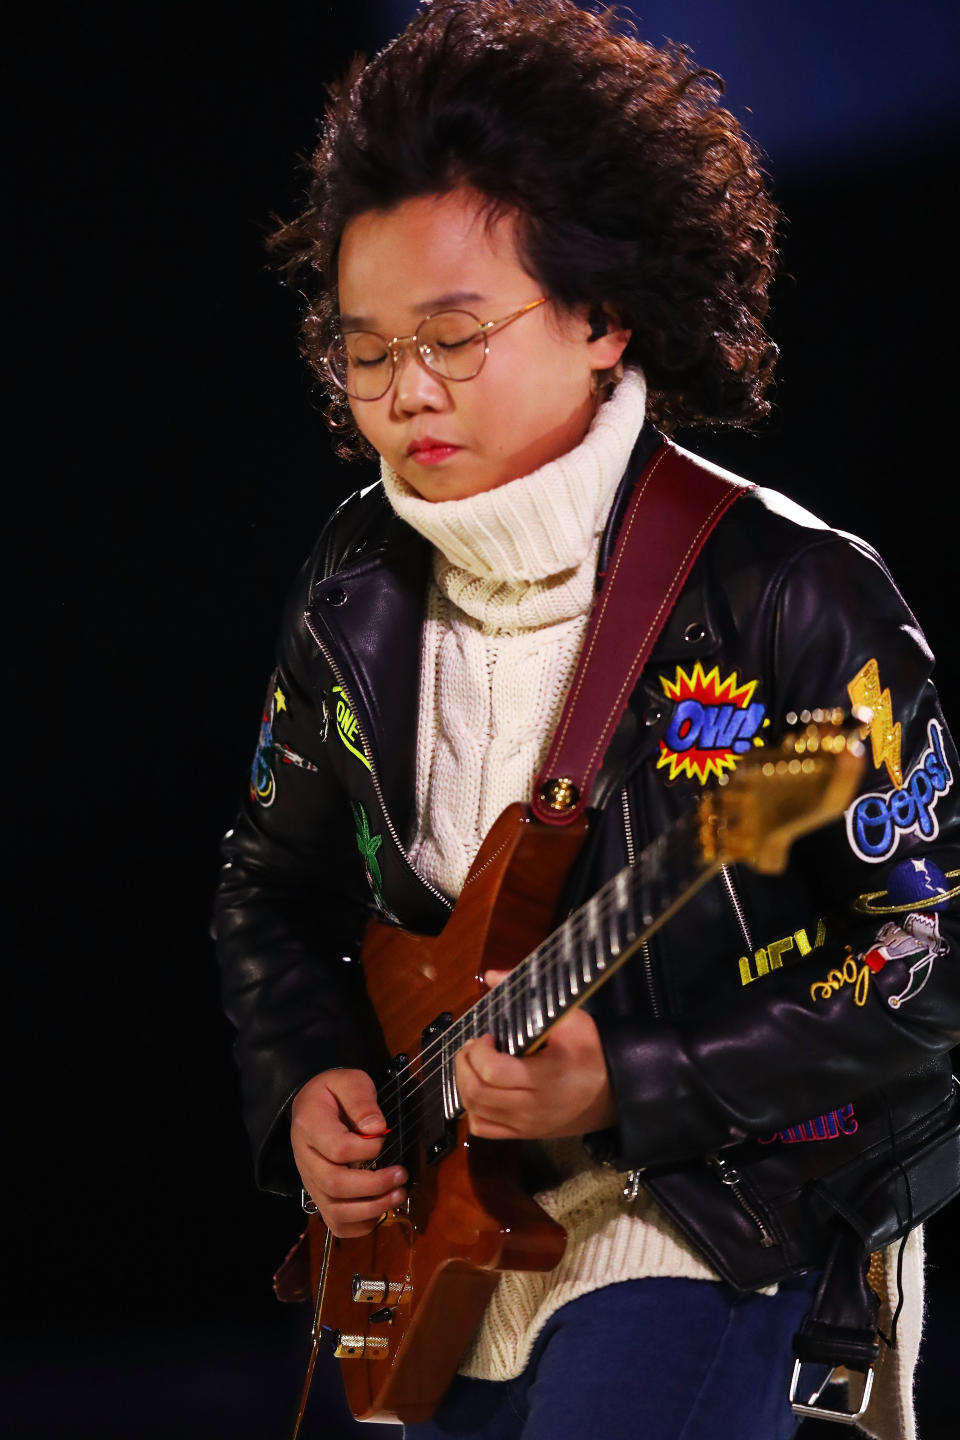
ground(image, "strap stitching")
xmin=545 ymin=447 xmax=668 ymax=763
xmin=580 ymin=484 xmax=738 ymax=779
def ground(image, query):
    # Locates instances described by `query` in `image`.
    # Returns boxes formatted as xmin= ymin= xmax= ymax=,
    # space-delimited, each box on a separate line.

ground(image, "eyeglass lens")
xmin=327 ymin=310 xmax=487 ymax=400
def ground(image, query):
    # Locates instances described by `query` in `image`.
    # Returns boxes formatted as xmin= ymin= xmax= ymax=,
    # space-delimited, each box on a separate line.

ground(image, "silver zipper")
xmin=709 ymin=1153 xmax=776 ymax=1248
xmin=621 ymin=786 xmax=637 ymax=868
xmin=621 ymin=787 xmax=660 ymax=1020
xmin=305 ymin=612 xmax=453 ymax=912
xmin=720 ymin=864 xmax=753 ymax=953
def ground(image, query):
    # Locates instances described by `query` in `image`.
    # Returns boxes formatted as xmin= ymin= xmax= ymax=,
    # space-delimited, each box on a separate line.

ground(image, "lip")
xmin=407 ymin=436 xmax=462 ymax=464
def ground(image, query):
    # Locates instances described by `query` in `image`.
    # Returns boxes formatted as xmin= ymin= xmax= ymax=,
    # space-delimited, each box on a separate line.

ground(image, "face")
xmin=336 ymin=189 xmax=630 ymax=500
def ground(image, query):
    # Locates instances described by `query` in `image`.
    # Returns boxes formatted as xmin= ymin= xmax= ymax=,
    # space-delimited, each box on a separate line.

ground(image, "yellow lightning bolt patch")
xmin=847 ymin=659 xmax=902 ymax=788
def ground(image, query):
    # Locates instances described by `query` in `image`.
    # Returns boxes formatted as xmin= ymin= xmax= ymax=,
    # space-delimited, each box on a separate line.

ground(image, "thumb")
xmin=328 ymin=1069 xmax=388 ymax=1135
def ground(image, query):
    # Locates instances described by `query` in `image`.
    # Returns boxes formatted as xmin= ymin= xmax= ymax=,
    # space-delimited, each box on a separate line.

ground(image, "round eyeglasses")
xmin=324 ymin=298 xmax=548 ymax=401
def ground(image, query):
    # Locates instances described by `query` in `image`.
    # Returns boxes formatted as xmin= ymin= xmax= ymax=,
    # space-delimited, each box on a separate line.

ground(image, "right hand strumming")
xmin=290 ymin=1068 xmax=407 ymax=1238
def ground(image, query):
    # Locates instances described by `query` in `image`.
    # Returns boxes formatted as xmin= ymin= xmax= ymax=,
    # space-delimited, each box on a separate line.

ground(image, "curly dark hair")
xmin=268 ymin=0 xmax=779 ymax=458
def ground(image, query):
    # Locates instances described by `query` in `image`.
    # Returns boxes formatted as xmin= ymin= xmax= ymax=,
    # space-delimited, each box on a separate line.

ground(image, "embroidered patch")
xmin=250 ymin=676 xmax=281 ymax=807
xmin=845 ymin=719 xmax=953 ymax=862
xmin=333 ymin=685 xmax=371 ymax=771
xmin=352 ymin=802 xmax=400 ymax=922
xmin=249 ymin=676 xmax=319 ymax=807
xmin=847 ymin=658 xmax=902 ymax=787
xmin=809 ymin=950 xmax=872 ymax=1008
xmin=759 ymin=1103 xmax=858 ymax=1146
xmin=810 ymin=905 xmax=947 ymax=1013
xmin=656 ymin=663 xmax=766 ymax=785
xmin=739 ymin=918 xmax=826 ymax=986
xmin=863 ymin=911 xmax=947 ymax=1010
xmin=853 ymin=856 xmax=960 ymax=914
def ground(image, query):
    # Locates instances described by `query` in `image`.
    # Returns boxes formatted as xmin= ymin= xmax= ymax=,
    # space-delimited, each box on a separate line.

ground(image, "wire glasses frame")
xmin=324 ymin=297 xmax=548 ymax=400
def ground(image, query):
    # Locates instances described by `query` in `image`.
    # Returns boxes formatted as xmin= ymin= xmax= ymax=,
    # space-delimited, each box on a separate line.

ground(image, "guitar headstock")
xmin=699 ymin=710 xmax=866 ymax=874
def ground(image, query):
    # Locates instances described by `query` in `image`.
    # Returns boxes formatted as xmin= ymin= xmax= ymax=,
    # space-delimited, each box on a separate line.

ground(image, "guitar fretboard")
xmin=438 ymin=807 xmax=707 ymax=1117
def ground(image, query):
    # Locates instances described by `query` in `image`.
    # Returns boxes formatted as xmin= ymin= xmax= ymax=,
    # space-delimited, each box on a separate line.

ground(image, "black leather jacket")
xmin=215 ymin=428 xmax=960 ymax=1296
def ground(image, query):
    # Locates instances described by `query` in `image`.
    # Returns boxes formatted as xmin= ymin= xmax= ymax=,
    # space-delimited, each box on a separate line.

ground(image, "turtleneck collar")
xmin=379 ymin=369 xmax=647 ymax=589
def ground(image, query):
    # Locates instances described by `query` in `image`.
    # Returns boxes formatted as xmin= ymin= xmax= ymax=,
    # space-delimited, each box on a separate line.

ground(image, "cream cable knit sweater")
xmin=378 ymin=369 xmax=918 ymax=1436
xmin=383 ymin=372 xmax=648 ymax=899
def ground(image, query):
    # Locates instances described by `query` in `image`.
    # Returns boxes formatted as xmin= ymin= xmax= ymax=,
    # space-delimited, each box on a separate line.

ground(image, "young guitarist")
xmin=214 ymin=5 xmax=960 ymax=1437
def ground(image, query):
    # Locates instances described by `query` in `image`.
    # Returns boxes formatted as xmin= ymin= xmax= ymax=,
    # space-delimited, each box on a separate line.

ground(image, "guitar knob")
xmin=332 ymin=1332 xmax=390 ymax=1360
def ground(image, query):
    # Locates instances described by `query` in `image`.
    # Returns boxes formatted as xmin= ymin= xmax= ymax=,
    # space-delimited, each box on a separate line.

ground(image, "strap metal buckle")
xmin=789 ymin=1359 xmax=875 ymax=1425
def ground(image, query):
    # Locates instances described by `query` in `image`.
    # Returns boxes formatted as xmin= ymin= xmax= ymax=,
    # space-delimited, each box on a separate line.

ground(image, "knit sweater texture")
xmin=379 ymin=368 xmax=919 ymax=1436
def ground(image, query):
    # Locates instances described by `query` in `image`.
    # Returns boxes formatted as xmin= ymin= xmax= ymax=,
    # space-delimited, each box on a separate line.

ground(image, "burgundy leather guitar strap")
xmin=531 ymin=441 xmax=754 ymax=826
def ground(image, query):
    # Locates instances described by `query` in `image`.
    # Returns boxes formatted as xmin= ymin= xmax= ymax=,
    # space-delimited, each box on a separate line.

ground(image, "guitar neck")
xmin=394 ymin=717 xmax=863 ymax=1125
xmin=448 ymin=806 xmax=713 ymax=1071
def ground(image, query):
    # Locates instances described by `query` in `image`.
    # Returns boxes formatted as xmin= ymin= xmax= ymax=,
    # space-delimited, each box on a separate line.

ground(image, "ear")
xmin=585 ymin=303 xmax=631 ymax=372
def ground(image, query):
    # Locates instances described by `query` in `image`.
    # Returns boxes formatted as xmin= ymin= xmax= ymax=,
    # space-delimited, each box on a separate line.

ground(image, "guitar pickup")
xmin=332 ymin=1333 xmax=389 ymax=1360
xmin=421 ymin=1011 xmax=458 ymax=1163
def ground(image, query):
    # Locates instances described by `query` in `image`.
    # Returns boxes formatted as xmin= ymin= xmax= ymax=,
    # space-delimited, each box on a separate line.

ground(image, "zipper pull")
xmin=621 ymin=1170 xmax=642 ymax=1202
xmin=709 ymin=1154 xmax=741 ymax=1185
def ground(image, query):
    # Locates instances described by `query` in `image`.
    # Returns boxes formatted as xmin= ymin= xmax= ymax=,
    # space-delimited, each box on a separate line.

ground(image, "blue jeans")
xmin=404 ymin=1274 xmax=817 ymax=1440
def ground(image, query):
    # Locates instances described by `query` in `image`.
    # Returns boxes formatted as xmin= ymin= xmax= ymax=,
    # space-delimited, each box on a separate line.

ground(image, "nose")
xmin=391 ymin=341 xmax=447 ymax=413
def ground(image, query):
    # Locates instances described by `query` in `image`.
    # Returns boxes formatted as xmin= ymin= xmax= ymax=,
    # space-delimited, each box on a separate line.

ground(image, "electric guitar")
xmin=291 ymin=717 xmax=864 ymax=1430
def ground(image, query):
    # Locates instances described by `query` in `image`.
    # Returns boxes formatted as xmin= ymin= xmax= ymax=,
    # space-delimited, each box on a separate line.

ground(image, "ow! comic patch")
xmin=249 ymin=675 xmax=319 ymax=808
xmin=656 ymin=663 xmax=767 ymax=785
xmin=845 ymin=718 xmax=952 ymax=862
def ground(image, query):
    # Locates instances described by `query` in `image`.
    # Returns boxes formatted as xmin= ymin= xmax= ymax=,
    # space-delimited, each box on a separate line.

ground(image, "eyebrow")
xmin=338 ymin=291 xmax=488 ymax=330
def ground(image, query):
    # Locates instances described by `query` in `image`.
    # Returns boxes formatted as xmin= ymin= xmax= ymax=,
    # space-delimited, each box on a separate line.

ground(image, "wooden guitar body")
xmin=309 ymin=804 xmax=585 ymax=1423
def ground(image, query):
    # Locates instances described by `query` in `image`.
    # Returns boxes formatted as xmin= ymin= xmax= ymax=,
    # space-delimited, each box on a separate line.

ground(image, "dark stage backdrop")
xmin=9 ymin=3 xmax=958 ymax=1437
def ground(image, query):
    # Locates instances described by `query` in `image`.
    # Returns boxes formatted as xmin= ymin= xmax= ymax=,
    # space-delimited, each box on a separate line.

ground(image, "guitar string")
xmin=365 ymin=817 xmax=703 ymax=1170
xmin=372 ymin=817 xmax=691 ymax=1114
xmin=369 ymin=817 xmax=700 ymax=1153
xmin=362 ymin=746 xmax=848 ymax=1174
xmin=334 ymin=748 xmax=842 ymax=1179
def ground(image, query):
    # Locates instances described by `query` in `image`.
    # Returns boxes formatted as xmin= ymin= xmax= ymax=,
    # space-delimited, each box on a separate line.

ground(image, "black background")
xmin=9 ymin=3 xmax=959 ymax=1436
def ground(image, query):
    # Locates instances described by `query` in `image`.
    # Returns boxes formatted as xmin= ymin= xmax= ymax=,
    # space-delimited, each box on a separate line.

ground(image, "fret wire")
xmin=509 ymin=984 xmax=526 ymax=1054
xmin=371 ymin=817 xmax=711 ymax=1155
xmin=530 ymin=951 xmax=544 ymax=1035
xmin=441 ymin=1028 xmax=453 ymax=1121
xmin=386 ymin=805 xmax=710 ymax=1133
xmin=515 ymin=986 xmax=528 ymax=1052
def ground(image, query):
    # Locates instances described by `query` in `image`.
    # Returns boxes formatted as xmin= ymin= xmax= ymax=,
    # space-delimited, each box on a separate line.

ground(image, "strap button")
xmin=539 ymin=777 xmax=580 ymax=811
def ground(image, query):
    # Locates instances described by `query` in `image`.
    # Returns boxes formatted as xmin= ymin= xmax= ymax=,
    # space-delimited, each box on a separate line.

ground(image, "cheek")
xmin=349 ymin=399 xmax=388 ymax=452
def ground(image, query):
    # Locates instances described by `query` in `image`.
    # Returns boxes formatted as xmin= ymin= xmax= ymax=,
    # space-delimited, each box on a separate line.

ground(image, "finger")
xmin=482 ymin=968 xmax=512 ymax=989
xmin=321 ymin=1188 xmax=409 ymax=1237
xmin=305 ymin=1125 xmax=392 ymax=1167
xmin=313 ymin=1161 xmax=408 ymax=1203
xmin=459 ymin=1035 xmax=534 ymax=1090
xmin=465 ymin=1112 xmax=526 ymax=1140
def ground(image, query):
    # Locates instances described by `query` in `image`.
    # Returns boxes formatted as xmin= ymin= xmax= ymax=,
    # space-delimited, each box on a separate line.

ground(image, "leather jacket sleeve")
xmin=215 ymin=547 xmax=385 ymax=1196
xmin=594 ymin=529 xmax=960 ymax=1170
